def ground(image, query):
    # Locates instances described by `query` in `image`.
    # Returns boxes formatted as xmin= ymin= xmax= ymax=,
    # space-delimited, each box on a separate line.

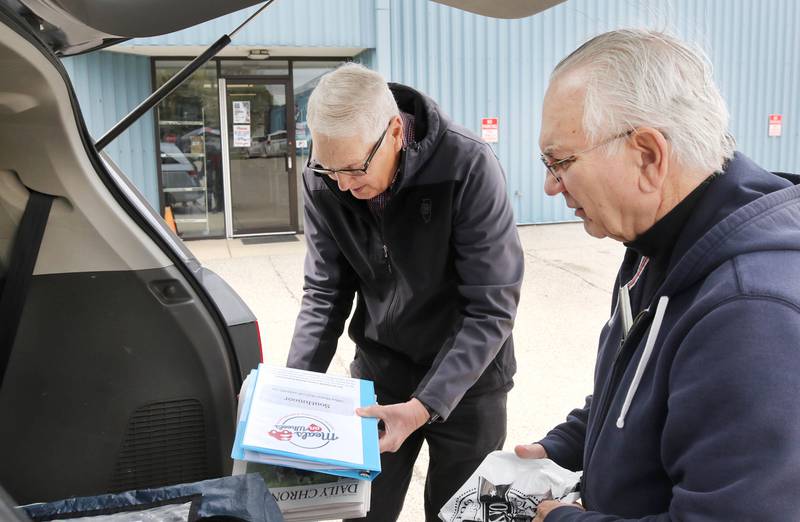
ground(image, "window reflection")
xmin=155 ymin=60 xmax=224 ymax=239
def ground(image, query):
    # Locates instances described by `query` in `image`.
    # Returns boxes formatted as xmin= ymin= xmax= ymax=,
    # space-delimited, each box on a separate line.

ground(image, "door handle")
xmin=287 ymin=154 xmax=292 ymax=170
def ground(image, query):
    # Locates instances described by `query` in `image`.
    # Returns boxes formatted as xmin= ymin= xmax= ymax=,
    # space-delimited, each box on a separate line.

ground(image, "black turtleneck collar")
xmin=626 ymin=174 xmax=717 ymax=259
xmin=618 ymin=173 xmax=718 ymax=315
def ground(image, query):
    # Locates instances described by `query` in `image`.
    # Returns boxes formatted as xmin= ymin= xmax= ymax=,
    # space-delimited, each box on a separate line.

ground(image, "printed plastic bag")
xmin=439 ymin=451 xmax=581 ymax=522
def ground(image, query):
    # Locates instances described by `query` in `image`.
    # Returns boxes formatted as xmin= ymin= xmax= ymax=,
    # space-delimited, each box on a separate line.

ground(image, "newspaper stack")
xmin=233 ymin=461 xmax=371 ymax=521
xmin=439 ymin=451 xmax=581 ymax=522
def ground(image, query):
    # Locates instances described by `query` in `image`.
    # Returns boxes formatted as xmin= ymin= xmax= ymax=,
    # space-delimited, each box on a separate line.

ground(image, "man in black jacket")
xmin=287 ymin=63 xmax=524 ymax=521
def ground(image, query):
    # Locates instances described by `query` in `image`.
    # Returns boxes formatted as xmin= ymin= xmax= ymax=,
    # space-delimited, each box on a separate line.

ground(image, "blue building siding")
xmin=389 ymin=0 xmax=800 ymax=224
xmin=62 ymin=0 xmax=800 ymax=225
xmin=61 ymin=52 xmax=159 ymax=209
xmin=131 ymin=0 xmax=375 ymax=50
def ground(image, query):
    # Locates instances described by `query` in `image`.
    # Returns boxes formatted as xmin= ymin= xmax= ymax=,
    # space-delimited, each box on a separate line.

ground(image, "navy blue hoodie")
xmin=540 ymin=152 xmax=800 ymax=521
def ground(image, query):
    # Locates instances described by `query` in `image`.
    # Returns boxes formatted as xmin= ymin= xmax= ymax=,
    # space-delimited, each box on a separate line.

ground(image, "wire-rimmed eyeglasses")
xmin=540 ymin=130 xmax=634 ymax=182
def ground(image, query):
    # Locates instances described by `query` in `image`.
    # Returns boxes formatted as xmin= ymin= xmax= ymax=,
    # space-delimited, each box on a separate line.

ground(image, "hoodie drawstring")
xmin=616 ymin=295 xmax=670 ymax=429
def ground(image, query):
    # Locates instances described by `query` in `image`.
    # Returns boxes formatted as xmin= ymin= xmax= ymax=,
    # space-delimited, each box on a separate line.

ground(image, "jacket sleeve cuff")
xmin=543 ymin=506 xmax=586 ymax=522
xmin=415 ymin=397 xmax=443 ymax=424
xmin=413 ymin=390 xmax=452 ymax=422
xmin=538 ymin=434 xmax=583 ymax=472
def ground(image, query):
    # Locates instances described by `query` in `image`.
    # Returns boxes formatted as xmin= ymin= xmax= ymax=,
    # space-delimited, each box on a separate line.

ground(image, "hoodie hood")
xmin=656 ymin=152 xmax=800 ymax=299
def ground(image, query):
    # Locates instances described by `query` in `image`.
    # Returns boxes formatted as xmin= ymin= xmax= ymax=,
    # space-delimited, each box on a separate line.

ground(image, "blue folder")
xmin=231 ymin=366 xmax=381 ymax=481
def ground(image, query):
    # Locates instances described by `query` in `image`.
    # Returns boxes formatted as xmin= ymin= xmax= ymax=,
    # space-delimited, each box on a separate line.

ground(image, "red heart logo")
xmin=269 ymin=429 xmax=293 ymax=441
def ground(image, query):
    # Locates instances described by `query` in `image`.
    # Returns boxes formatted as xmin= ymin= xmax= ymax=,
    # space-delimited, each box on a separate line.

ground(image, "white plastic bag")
xmin=439 ymin=451 xmax=581 ymax=522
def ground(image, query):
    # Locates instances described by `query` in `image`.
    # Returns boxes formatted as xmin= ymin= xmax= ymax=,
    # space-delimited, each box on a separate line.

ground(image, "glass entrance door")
xmin=224 ymin=80 xmax=296 ymax=235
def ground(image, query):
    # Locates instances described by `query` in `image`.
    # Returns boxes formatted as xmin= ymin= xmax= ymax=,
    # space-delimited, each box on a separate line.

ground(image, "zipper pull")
xmin=383 ymin=244 xmax=392 ymax=274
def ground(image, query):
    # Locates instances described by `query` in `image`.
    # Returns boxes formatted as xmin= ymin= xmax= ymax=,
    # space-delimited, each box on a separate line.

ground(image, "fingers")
xmin=379 ymin=432 xmax=402 ymax=453
xmin=514 ymin=443 xmax=547 ymax=459
xmin=514 ymin=444 xmax=533 ymax=458
xmin=533 ymin=500 xmax=561 ymax=522
xmin=378 ymin=434 xmax=393 ymax=453
xmin=358 ymin=403 xmax=414 ymax=453
xmin=360 ymin=405 xmax=398 ymax=452
xmin=356 ymin=404 xmax=384 ymax=419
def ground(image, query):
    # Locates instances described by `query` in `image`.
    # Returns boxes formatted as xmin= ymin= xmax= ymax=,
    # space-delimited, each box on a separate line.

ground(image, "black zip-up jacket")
xmin=287 ymin=84 xmax=524 ymax=420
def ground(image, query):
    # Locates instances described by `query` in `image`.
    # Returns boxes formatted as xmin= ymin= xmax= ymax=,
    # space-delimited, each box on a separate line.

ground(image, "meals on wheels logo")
xmin=268 ymin=414 xmax=339 ymax=449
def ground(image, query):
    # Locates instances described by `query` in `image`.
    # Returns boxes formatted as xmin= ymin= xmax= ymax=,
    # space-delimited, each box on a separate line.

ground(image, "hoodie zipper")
xmin=616 ymin=296 xmax=670 ymax=428
xmin=584 ymin=308 xmax=652 ymax=465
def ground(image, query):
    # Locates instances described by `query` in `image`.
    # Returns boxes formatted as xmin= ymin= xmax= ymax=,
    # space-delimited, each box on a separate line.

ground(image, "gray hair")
xmin=553 ymin=29 xmax=735 ymax=174
xmin=306 ymin=63 xmax=399 ymax=142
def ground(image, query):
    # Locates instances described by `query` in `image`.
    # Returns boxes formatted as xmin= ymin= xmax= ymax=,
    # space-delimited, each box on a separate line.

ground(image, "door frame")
xmin=219 ymin=77 xmax=298 ymax=238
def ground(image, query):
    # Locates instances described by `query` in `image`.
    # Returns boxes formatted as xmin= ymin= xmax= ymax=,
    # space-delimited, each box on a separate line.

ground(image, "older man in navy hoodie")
xmin=516 ymin=29 xmax=800 ymax=521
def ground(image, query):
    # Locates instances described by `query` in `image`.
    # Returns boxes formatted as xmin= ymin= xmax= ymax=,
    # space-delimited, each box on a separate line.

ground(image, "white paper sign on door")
xmin=233 ymin=101 xmax=251 ymax=124
xmin=233 ymin=125 xmax=251 ymax=147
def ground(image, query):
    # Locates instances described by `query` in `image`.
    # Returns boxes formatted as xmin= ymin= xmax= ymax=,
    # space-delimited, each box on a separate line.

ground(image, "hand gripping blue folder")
xmin=232 ymin=365 xmax=381 ymax=481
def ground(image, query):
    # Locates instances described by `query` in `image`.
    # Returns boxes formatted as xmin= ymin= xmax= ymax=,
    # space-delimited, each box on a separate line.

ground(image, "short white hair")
xmin=307 ymin=63 xmax=399 ymax=142
xmin=553 ymin=29 xmax=735 ymax=174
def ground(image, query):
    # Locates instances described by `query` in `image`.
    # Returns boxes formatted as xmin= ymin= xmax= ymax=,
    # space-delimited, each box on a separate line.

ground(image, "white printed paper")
xmin=233 ymin=125 xmax=251 ymax=147
xmin=242 ymin=366 xmax=364 ymax=466
xmin=233 ymin=101 xmax=251 ymax=124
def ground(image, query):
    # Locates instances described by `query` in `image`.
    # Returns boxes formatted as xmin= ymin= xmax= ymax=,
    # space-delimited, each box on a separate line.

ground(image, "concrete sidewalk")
xmin=187 ymin=223 xmax=623 ymax=521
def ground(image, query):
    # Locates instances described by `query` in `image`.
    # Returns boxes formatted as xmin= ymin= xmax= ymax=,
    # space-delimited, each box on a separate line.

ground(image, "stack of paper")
xmin=233 ymin=461 xmax=371 ymax=521
xmin=232 ymin=364 xmax=381 ymax=481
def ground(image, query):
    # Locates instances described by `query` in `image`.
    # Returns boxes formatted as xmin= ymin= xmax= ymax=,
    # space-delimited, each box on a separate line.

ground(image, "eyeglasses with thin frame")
xmin=540 ymin=130 xmax=634 ymax=183
xmin=306 ymin=121 xmax=392 ymax=179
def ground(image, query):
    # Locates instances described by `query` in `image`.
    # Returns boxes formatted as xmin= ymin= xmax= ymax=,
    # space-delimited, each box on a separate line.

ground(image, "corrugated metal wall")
xmin=61 ymin=52 xmax=159 ymax=209
xmin=131 ymin=0 xmax=375 ymax=49
xmin=62 ymin=0 xmax=800 ymax=225
xmin=389 ymin=0 xmax=800 ymax=224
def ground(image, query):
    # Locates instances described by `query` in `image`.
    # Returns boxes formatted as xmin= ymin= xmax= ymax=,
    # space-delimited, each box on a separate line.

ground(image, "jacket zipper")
xmin=382 ymin=244 xmax=392 ymax=274
xmin=320 ymin=170 xmax=402 ymax=340
xmin=380 ymin=204 xmax=399 ymax=339
xmin=585 ymin=309 xmax=651 ymax=468
xmin=378 ymin=141 xmax=412 ymax=337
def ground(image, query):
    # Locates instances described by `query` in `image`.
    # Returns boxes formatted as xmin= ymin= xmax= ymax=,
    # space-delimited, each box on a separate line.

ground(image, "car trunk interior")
xmin=0 ymin=11 xmax=241 ymax=504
